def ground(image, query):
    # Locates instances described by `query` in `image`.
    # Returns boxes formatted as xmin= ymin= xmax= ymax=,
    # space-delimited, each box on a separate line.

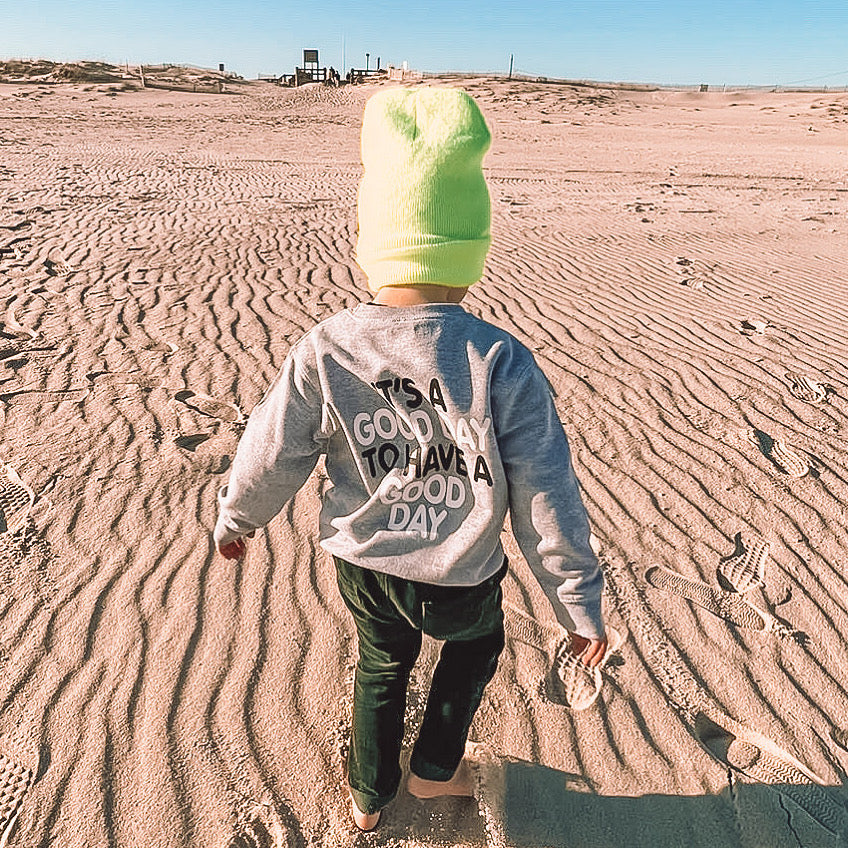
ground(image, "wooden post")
xmin=508 ymin=54 xmax=514 ymax=79
xmin=139 ymin=65 xmax=146 ymax=88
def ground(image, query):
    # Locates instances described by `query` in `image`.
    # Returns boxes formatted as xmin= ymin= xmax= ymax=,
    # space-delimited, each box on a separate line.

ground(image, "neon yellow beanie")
xmin=356 ymin=87 xmax=492 ymax=292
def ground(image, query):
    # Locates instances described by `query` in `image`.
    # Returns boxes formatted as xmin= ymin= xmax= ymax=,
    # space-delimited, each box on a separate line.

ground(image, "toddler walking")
xmin=214 ymin=87 xmax=607 ymax=831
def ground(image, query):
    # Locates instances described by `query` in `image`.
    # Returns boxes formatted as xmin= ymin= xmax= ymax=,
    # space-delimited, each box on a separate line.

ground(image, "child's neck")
xmin=372 ymin=284 xmax=468 ymax=306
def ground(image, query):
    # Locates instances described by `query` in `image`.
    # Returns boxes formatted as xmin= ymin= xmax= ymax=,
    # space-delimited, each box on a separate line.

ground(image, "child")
xmin=214 ymin=87 xmax=607 ymax=831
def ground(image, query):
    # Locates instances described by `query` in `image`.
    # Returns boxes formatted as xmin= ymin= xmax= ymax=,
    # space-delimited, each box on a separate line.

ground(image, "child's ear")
xmin=446 ymin=287 xmax=470 ymax=303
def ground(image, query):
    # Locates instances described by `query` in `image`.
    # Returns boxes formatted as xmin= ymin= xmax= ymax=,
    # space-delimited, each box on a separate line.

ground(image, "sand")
xmin=0 ymin=69 xmax=847 ymax=847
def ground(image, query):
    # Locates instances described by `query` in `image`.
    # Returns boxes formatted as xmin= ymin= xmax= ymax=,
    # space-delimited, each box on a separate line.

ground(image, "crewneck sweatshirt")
xmin=214 ymin=303 xmax=604 ymax=638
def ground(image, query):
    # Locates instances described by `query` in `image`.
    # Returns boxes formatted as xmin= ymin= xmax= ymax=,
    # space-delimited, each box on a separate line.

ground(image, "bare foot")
xmin=349 ymin=793 xmax=381 ymax=831
xmin=407 ymin=759 xmax=475 ymax=799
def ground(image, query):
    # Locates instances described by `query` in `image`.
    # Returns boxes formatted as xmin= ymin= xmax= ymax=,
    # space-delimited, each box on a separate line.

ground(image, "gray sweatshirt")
xmin=214 ymin=303 xmax=604 ymax=638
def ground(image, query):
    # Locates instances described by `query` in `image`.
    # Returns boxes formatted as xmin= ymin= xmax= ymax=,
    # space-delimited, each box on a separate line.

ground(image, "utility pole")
xmin=508 ymin=54 xmax=514 ymax=79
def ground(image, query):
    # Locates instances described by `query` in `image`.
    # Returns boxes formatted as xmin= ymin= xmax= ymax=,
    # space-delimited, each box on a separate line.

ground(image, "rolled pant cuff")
xmin=408 ymin=754 xmax=458 ymax=782
xmin=349 ymin=785 xmax=393 ymax=816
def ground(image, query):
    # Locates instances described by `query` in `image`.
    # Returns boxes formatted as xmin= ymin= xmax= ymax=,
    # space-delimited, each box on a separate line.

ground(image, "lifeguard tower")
xmin=294 ymin=49 xmax=326 ymax=85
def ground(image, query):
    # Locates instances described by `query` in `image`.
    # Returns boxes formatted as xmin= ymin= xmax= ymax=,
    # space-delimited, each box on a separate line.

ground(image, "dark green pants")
xmin=335 ymin=557 xmax=506 ymax=815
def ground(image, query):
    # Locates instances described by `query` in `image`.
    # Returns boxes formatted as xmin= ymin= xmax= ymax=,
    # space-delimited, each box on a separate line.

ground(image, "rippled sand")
xmin=0 ymin=74 xmax=847 ymax=847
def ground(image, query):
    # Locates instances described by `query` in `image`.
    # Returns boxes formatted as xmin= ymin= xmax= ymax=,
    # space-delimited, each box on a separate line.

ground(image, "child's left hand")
xmin=569 ymin=632 xmax=608 ymax=667
xmin=219 ymin=537 xmax=247 ymax=560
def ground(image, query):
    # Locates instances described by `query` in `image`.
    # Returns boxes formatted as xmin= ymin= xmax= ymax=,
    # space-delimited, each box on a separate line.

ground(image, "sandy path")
xmin=0 ymin=76 xmax=846 ymax=847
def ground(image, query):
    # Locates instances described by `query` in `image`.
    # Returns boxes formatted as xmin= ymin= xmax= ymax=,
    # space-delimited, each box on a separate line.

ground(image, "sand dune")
xmin=0 ymin=73 xmax=847 ymax=846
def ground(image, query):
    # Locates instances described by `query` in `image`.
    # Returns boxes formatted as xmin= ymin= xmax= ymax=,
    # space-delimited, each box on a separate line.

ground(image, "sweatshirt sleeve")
xmin=493 ymin=357 xmax=604 ymax=639
xmin=213 ymin=347 xmax=324 ymax=548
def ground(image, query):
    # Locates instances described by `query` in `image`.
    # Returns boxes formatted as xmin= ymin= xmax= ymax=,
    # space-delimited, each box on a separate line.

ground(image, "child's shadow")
xmin=477 ymin=756 xmax=844 ymax=848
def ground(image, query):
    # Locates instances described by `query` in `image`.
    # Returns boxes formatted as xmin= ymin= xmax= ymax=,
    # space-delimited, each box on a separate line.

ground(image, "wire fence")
xmin=424 ymin=67 xmax=848 ymax=94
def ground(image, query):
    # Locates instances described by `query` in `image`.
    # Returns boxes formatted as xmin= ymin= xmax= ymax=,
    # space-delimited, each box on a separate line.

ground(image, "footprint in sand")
xmin=226 ymin=802 xmax=296 ymax=848
xmin=0 ymin=464 xmax=35 ymax=534
xmin=85 ymin=369 xmax=160 ymax=389
xmin=770 ymin=439 xmax=812 ymax=477
xmin=0 ymin=386 xmax=89 ymax=404
xmin=549 ymin=626 xmax=624 ymax=710
xmin=645 ymin=564 xmax=795 ymax=636
xmin=175 ymin=390 xmax=244 ymax=424
xmin=3 ymin=306 xmax=38 ymax=340
xmin=740 ymin=317 xmax=769 ymax=335
xmin=503 ymin=602 xmax=558 ymax=654
xmin=0 ymin=738 xmax=39 ymax=848
xmin=0 ymin=237 xmax=31 ymax=263
xmin=674 ymin=257 xmax=706 ymax=290
xmin=174 ymin=433 xmax=212 ymax=452
xmin=786 ymin=373 xmax=832 ymax=404
xmin=749 ymin=429 xmax=812 ymax=477
xmin=43 ymin=258 xmax=75 ymax=277
xmin=504 ymin=603 xmax=624 ymax=710
xmin=717 ymin=532 xmax=769 ymax=593
xmin=695 ymin=713 xmax=848 ymax=840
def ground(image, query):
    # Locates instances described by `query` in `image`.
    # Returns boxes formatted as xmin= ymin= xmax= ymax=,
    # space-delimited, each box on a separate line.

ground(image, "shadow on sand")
xmin=481 ymin=757 xmax=848 ymax=848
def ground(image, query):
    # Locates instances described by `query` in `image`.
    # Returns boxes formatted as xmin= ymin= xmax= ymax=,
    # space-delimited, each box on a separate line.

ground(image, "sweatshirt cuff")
xmin=213 ymin=515 xmax=240 ymax=548
xmin=214 ymin=485 xmax=259 ymax=548
xmin=555 ymin=597 xmax=604 ymax=640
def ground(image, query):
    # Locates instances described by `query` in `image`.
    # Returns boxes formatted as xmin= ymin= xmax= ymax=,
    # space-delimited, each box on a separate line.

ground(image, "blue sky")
xmin=5 ymin=0 xmax=848 ymax=86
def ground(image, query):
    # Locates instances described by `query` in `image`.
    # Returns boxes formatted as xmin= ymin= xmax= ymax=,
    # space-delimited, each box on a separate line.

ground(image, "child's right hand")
xmin=569 ymin=632 xmax=608 ymax=667
xmin=218 ymin=537 xmax=247 ymax=560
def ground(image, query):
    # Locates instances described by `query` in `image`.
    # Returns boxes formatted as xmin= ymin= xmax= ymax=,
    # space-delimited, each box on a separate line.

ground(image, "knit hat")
xmin=356 ymin=87 xmax=492 ymax=291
